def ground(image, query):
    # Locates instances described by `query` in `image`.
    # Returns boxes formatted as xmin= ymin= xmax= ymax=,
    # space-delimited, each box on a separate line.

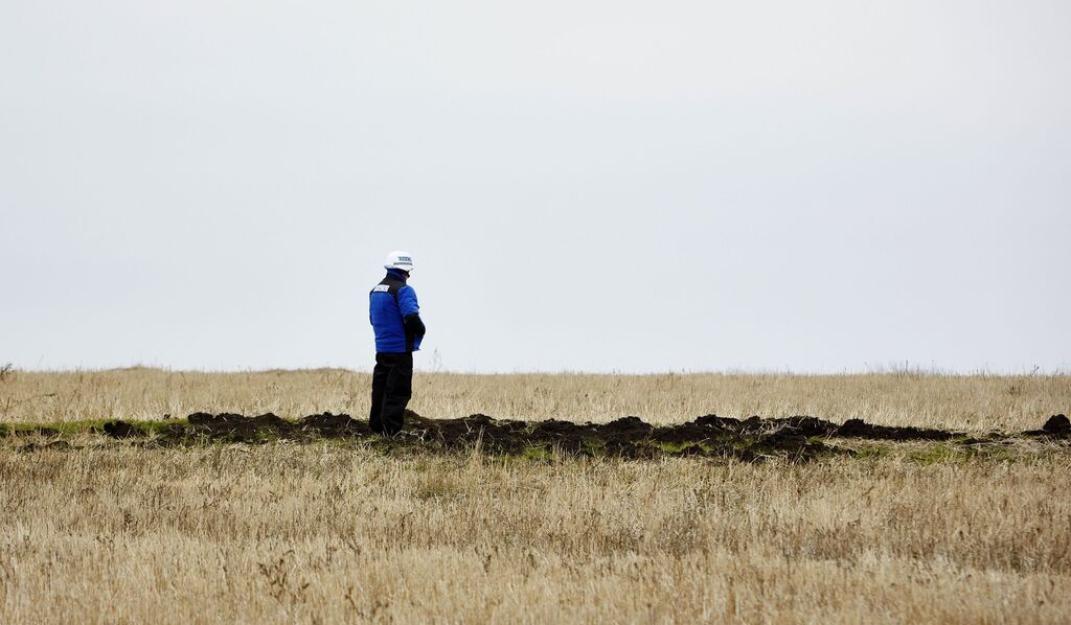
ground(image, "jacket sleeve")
xmin=397 ymin=285 xmax=420 ymax=318
xmin=398 ymin=286 xmax=426 ymax=346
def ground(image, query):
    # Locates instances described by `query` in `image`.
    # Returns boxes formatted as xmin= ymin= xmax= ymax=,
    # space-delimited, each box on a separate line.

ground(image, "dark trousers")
xmin=370 ymin=352 xmax=413 ymax=435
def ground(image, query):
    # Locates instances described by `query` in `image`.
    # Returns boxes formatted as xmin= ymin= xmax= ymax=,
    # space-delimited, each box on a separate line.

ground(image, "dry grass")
xmin=0 ymin=444 xmax=1067 ymax=624
xmin=2 ymin=368 xmax=1069 ymax=431
xmin=1 ymin=370 xmax=1068 ymax=624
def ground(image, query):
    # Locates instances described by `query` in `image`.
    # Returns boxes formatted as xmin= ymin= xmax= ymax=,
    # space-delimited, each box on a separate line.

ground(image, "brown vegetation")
xmin=0 ymin=369 xmax=1068 ymax=624
xmin=3 ymin=368 xmax=1069 ymax=430
xmin=1 ymin=444 xmax=1068 ymax=624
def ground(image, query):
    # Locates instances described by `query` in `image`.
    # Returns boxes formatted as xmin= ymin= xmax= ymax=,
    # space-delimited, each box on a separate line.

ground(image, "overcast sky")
xmin=2 ymin=0 xmax=1069 ymax=373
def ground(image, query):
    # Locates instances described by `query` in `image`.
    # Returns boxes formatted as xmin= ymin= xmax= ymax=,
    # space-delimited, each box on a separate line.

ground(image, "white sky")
xmin=2 ymin=0 xmax=1069 ymax=373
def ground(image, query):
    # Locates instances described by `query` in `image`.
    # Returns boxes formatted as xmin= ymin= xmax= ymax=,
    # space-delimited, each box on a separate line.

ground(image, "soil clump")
xmin=61 ymin=412 xmax=1064 ymax=460
xmin=1025 ymin=414 xmax=1071 ymax=437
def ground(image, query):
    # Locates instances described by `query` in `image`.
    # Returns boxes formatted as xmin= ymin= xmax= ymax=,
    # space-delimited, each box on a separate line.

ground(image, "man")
xmin=368 ymin=250 xmax=426 ymax=435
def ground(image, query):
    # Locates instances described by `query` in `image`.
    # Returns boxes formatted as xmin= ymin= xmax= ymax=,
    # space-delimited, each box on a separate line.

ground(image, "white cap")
xmin=385 ymin=250 xmax=414 ymax=273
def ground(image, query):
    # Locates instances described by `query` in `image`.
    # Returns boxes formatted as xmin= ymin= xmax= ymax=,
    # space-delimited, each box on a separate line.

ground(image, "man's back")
xmin=369 ymin=269 xmax=423 ymax=353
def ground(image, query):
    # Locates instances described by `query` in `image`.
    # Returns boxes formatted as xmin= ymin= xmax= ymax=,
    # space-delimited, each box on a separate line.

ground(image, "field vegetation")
xmin=1 ymin=369 xmax=1068 ymax=624
xmin=4 ymin=367 xmax=1069 ymax=430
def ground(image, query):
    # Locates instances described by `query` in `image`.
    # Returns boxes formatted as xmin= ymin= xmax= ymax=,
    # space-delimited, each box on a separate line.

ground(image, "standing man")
xmin=368 ymin=250 xmax=426 ymax=435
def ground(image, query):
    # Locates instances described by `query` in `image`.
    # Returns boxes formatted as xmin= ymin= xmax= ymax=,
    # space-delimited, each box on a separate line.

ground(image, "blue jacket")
xmin=369 ymin=269 xmax=425 ymax=353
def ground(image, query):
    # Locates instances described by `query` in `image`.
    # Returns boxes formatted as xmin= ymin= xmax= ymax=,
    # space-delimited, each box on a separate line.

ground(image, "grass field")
xmin=1 ymin=369 xmax=1069 ymax=624
xmin=4 ymin=367 xmax=1069 ymax=430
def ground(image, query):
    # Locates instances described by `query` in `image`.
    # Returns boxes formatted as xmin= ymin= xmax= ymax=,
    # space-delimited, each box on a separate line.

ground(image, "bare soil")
xmin=41 ymin=411 xmax=1065 ymax=461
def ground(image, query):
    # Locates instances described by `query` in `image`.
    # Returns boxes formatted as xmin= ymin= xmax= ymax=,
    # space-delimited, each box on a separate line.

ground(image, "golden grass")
xmin=2 ymin=368 xmax=1069 ymax=431
xmin=0 ymin=444 xmax=1067 ymax=624
xmin=1 ymin=369 xmax=1068 ymax=624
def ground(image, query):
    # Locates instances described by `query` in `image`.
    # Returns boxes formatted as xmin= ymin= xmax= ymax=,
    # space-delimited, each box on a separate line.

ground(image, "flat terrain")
xmin=1 ymin=369 xmax=1069 ymax=624
xmin=5 ymin=367 xmax=1070 ymax=430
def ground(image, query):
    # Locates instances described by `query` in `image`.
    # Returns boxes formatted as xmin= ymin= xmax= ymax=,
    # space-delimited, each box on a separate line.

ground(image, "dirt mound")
xmin=1024 ymin=414 xmax=1071 ymax=437
xmin=602 ymin=416 xmax=654 ymax=439
xmin=63 ymin=412 xmax=1068 ymax=460
xmin=657 ymin=414 xmax=957 ymax=441
xmin=103 ymin=420 xmax=139 ymax=438
xmin=1043 ymin=414 xmax=1070 ymax=435
xmin=182 ymin=411 xmax=377 ymax=442
xmin=300 ymin=412 xmax=369 ymax=434
xmin=833 ymin=418 xmax=956 ymax=441
xmin=185 ymin=412 xmax=295 ymax=441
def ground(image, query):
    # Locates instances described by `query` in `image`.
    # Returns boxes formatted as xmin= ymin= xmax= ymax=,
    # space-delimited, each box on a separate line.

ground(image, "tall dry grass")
xmin=2 ymin=368 xmax=1068 ymax=431
xmin=0 ymin=444 xmax=1067 ymax=624
xmin=2 ymin=370 xmax=1069 ymax=623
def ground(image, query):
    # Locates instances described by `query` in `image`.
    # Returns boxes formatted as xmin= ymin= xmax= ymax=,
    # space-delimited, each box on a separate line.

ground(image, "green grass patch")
xmin=907 ymin=443 xmax=977 ymax=464
xmin=902 ymin=442 xmax=1029 ymax=464
xmin=520 ymin=444 xmax=554 ymax=461
xmin=0 ymin=418 xmax=187 ymax=438
xmin=580 ymin=437 xmax=607 ymax=457
xmin=848 ymin=443 xmax=894 ymax=460
xmin=652 ymin=440 xmax=702 ymax=454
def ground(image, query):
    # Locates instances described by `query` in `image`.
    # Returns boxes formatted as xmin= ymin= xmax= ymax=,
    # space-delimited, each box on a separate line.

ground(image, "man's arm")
xmin=398 ymin=286 xmax=427 ymax=341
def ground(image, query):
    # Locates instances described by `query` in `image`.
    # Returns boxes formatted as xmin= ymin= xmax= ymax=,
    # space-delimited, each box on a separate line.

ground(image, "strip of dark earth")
xmin=4 ymin=412 xmax=1068 ymax=461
